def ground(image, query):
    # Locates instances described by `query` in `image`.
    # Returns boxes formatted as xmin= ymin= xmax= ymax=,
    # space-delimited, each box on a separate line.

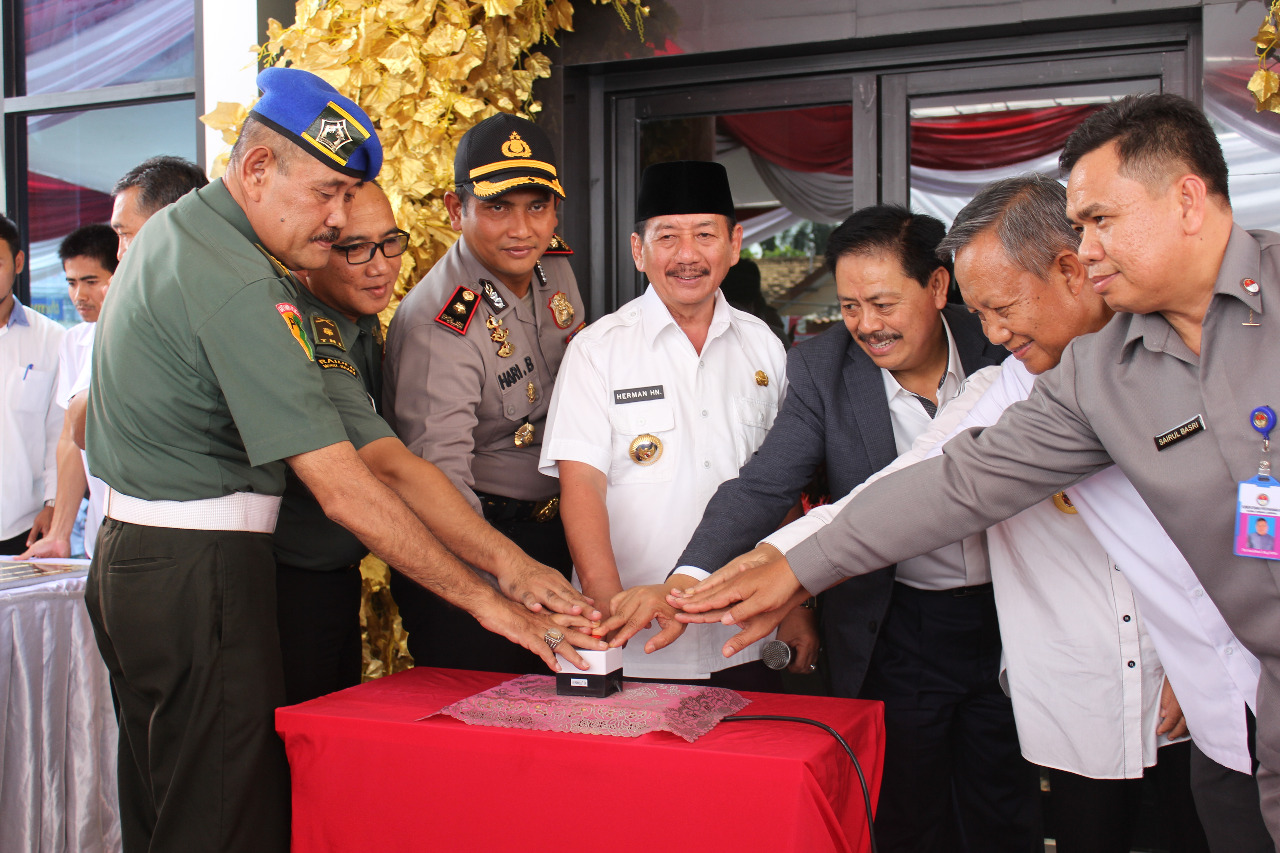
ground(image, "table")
xmin=0 ymin=573 xmax=121 ymax=853
xmin=277 ymin=667 xmax=884 ymax=853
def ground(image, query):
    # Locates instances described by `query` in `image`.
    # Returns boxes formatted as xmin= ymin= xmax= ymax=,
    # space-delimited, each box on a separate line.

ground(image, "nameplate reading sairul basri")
xmin=1154 ymin=414 xmax=1206 ymax=451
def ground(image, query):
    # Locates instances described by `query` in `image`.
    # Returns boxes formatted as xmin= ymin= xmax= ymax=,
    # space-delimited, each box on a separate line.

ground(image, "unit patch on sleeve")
xmin=434 ymin=286 xmax=479 ymax=334
xmin=276 ymin=302 xmax=315 ymax=361
xmin=311 ymin=316 xmax=345 ymax=350
xmin=317 ymin=355 xmax=358 ymax=379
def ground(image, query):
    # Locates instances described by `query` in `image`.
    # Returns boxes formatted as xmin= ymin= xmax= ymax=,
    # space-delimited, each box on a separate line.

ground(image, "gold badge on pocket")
xmin=755 ymin=370 xmax=769 ymax=387
xmin=629 ymin=434 xmax=662 ymax=465
xmin=514 ymin=422 xmax=535 ymax=447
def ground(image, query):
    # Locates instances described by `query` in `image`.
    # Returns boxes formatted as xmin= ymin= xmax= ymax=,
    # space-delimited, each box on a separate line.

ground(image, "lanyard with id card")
xmin=1235 ymin=405 xmax=1280 ymax=560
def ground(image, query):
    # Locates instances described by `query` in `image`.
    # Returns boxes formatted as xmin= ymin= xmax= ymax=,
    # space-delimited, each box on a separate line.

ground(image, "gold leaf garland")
xmin=1251 ymin=2 xmax=1280 ymax=113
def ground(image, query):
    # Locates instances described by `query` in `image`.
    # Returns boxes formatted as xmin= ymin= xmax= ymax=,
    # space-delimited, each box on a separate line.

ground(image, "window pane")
xmin=25 ymin=99 xmax=197 ymax=325
xmin=22 ymin=0 xmax=195 ymax=96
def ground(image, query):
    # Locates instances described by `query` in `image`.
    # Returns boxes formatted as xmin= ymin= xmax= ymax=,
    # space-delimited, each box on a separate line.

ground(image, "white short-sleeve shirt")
xmin=56 ymin=322 xmax=106 ymax=557
xmin=541 ymin=286 xmax=788 ymax=679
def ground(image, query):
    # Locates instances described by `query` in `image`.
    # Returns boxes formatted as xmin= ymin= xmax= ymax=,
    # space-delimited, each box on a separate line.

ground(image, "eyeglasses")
xmin=333 ymin=230 xmax=410 ymax=265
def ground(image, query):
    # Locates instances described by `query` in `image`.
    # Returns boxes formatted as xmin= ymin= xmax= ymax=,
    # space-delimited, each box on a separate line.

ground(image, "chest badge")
xmin=548 ymin=291 xmax=575 ymax=329
xmin=487 ymin=315 xmax=515 ymax=357
xmin=629 ymin=434 xmax=663 ymax=466
xmin=1242 ymin=278 xmax=1261 ymax=294
xmin=1051 ymin=492 xmax=1078 ymax=514
xmin=755 ymin=370 xmax=769 ymax=387
xmin=514 ymin=422 xmax=535 ymax=447
xmin=527 ymin=382 xmax=538 ymax=404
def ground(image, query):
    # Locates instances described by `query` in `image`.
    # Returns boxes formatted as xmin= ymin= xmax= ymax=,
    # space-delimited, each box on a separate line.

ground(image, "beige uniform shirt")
xmin=383 ymin=234 xmax=586 ymax=513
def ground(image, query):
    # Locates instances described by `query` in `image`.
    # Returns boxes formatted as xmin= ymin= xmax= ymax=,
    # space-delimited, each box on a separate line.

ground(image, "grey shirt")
xmin=787 ymin=224 xmax=1280 ymax=766
xmin=383 ymin=235 xmax=585 ymax=512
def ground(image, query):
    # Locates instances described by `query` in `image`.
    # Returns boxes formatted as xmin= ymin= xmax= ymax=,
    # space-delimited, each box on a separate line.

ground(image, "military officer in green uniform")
xmin=278 ymin=182 xmax=598 ymax=704
xmin=384 ymin=113 xmax=588 ymax=674
xmin=85 ymin=69 xmax=599 ymax=853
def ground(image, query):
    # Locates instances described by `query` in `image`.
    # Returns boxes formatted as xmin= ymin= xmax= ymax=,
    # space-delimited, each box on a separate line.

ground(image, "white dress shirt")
xmin=770 ymin=358 xmax=1257 ymax=774
xmin=0 ymin=301 xmax=65 ymax=541
xmin=880 ymin=320 xmax=986 ymax=590
xmin=541 ymin=286 xmax=788 ymax=679
xmin=56 ymin=322 xmax=105 ymax=557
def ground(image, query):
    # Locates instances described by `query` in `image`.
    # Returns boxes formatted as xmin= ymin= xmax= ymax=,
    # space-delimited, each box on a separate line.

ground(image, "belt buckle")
xmin=532 ymin=496 xmax=559 ymax=523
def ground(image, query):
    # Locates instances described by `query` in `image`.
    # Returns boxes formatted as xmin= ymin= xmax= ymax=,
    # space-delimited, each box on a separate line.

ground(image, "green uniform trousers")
xmin=85 ymin=519 xmax=290 ymax=853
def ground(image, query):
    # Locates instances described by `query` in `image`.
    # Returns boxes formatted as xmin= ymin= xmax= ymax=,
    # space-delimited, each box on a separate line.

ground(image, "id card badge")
xmin=1238 ymin=405 xmax=1280 ymax=560
xmin=1235 ymin=475 xmax=1280 ymax=560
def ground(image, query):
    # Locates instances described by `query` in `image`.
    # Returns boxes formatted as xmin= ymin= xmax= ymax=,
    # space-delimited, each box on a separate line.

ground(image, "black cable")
xmin=722 ymin=714 xmax=879 ymax=853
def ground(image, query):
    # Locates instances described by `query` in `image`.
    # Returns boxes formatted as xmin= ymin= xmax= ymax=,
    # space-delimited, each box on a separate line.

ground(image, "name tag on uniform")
xmin=614 ymin=385 xmax=664 ymax=405
xmin=1153 ymin=414 xmax=1205 ymax=451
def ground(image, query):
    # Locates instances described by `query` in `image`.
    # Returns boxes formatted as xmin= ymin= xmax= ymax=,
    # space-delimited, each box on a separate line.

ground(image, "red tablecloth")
xmin=276 ymin=667 xmax=884 ymax=853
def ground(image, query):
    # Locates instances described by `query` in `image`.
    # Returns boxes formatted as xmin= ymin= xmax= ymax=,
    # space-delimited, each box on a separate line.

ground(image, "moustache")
xmin=312 ymin=228 xmax=340 ymax=244
xmin=857 ymin=331 xmax=902 ymax=347
xmin=665 ymin=264 xmax=711 ymax=280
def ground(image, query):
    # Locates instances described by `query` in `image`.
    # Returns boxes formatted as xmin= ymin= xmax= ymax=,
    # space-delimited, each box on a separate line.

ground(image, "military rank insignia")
xmin=544 ymin=233 xmax=573 ymax=255
xmin=434 ymin=286 xmax=479 ymax=334
xmin=480 ymin=280 xmax=508 ymax=313
xmin=276 ymin=302 xmax=315 ymax=361
xmin=548 ymin=292 xmax=575 ymax=329
xmin=311 ymin=316 xmax=345 ymax=350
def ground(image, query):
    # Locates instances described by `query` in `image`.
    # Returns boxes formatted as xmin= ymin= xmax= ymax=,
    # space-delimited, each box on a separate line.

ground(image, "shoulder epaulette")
xmin=311 ymin=316 xmax=345 ymax=351
xmin=435 ymin=286 xmax=480 ymax=335
xmin=543 ymin=233 xmax=573 ymax=255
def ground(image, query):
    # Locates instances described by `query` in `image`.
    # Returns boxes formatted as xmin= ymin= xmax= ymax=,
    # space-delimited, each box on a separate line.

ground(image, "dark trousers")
xmin=84 ymin=520 xmax=290 ymax=853
xmin=1048 ymin=742 xmax=1208 ymax=853
xmin=1189 ymin=709 xmax=1274 ymax=853
xmin=0 ymin=528 xmax=30 ymax=554
xmin=276 ymin=561 xmax=364 ymax=705
xmin=392 ymin=512 xmax=572 ymax=674
xmin=859 ymin=582 xmax=1041 ymax=853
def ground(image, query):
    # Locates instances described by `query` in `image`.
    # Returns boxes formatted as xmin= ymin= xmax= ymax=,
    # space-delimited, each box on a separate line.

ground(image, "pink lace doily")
xmin=433 ymin=674 xmax=750 ymax=742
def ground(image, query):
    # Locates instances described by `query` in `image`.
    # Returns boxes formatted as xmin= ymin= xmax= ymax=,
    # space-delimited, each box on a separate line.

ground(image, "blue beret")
xmin=250 ymin=67 xmax=382 ymax=182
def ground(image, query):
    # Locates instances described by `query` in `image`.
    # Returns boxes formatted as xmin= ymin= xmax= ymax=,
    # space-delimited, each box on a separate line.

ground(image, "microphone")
xmin=761 ymin=639 xmax=792 ymax=671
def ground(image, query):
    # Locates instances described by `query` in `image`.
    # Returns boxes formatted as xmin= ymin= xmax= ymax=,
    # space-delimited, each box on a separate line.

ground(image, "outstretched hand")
xmin=474 ymin=598 xmax=607 ymax=672
xmin=666 ymin=544 xmax=811 ymax=657
xmin=500 ymin=558 xmax=601 ymax=621
xmin=595 ymin=577 xmax=696 ymax=654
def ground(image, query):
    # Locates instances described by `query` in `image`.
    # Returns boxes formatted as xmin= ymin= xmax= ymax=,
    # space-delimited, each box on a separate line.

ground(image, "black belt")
xmin=474 ymin=491 xmax=560 ymax=523
xmin=898 ymin=581 xmax=994 ymax=598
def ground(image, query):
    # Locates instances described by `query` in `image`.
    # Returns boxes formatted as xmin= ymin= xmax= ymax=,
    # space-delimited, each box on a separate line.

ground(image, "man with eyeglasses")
xmin=384 ymin=113 xmax=587 ymax=674
xmin=277 ymin=182 xmax=597 ymax=703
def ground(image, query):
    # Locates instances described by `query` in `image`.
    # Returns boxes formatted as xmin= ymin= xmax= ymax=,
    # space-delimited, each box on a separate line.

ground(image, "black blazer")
xmin=676 ymin=304 xmax=1008 ymax=697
